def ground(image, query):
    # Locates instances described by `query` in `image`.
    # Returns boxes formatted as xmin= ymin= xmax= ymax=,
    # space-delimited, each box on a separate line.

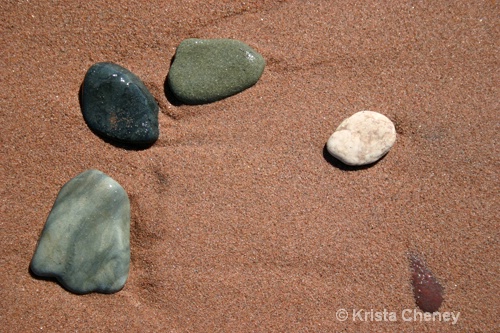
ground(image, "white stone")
xmin=326 ymin=111 xmax=396 ymax=166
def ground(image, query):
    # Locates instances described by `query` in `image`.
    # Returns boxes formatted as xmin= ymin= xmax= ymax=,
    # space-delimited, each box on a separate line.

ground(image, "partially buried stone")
xmin=81 ymin=62 xmax=159 ymax=146
xmin=30 ymin=169 xmax=130 ymax=294
xmin=167 ymin=38 xmax=266 ymax=104
xmin=409 ymin=254 xmax=444 ymax=312
xmin=326 ymin=111 xmax=396 ymax=166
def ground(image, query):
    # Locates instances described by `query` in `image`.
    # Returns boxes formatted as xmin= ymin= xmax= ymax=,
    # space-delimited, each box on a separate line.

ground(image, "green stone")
xmin=30 ymin=170 xmax=130 ymax=294
xmin=81 ymin=62 xmax=159 ymax=146
xmin=167 ymin=38 xmax=265 ymax=104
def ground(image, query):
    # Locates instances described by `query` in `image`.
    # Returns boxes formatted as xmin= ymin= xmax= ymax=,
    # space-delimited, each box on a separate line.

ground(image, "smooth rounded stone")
xmin=81 ymin=62 xmax=159 ymax=146
xmin=326 ymin=111 xmax=396 ymax=166
xmin=167 ymin=38 xmax=266 ymax=104
xmin=30 ymin=169 xmax=130 ymax=294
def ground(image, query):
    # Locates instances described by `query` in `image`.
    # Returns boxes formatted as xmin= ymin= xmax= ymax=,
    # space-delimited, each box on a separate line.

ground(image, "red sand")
xmin=1 ymin=1 xmax=498 ymax=332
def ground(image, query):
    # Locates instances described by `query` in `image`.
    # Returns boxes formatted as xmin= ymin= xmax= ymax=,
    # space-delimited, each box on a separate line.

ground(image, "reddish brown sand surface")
xmin=1 ymin=1 xmax=498 ymax=332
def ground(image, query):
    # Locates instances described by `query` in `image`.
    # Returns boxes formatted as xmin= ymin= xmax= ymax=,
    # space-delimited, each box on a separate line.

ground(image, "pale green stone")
xmin=167 ymin=38 xmax=265 ymax=104
xmin=30 ymin=169 xmax=130 ymax=294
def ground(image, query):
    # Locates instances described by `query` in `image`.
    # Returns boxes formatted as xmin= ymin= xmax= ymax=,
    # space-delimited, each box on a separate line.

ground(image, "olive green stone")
xmin=167 ymin=38 xmax=265 ymax=104
xmin=30 ymin=170 xmax=130 ymax=294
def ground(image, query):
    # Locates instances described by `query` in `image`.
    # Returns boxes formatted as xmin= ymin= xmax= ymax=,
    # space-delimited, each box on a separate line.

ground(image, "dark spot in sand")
xmin=409 ymin=254 xmax=444 ymax=313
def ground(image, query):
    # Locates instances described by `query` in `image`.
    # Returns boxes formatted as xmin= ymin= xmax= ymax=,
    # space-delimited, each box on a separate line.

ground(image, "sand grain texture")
xmin=1 ymin=1 xmax=498 ymax=332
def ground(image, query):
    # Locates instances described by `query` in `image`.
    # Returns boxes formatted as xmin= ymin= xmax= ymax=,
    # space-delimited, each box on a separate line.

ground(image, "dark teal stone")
xmin=81 ymin=62 xmax=159 ymax=146
xmin=167 ymin=39 xmax=266 ymax=104
xmin=30 ymin=169 xmax=130 ymax=294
